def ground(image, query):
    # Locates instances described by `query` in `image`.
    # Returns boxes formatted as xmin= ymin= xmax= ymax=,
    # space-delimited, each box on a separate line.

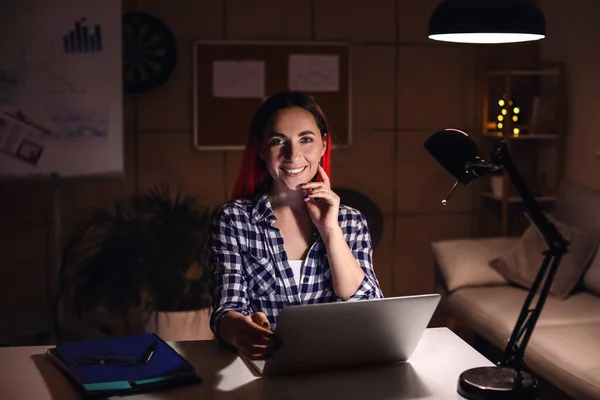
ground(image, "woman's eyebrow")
xmin=268 ymin=130 xmax=316 ymax=138
xmin=266 ymin=132 xmax=286 ymax=139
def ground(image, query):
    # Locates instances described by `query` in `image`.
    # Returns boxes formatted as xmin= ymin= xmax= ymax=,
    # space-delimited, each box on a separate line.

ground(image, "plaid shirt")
xmin=209 ymin=192 xmax=383 ymax=340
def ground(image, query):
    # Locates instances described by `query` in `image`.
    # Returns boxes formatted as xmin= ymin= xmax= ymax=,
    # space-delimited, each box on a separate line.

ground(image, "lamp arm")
xmin=491 ymin=141 xmax=566 ymax=247
xmin=490 ymin=141 xmax=569 ymax=373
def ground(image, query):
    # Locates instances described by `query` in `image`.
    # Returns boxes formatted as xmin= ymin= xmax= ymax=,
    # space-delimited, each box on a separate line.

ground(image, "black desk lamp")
xmin=424 ymin=128 xmax=569 ymax=400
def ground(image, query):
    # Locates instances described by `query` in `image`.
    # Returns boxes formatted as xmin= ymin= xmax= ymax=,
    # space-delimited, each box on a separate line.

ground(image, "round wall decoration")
xmin=122 ymin=12 xmax=177 ymax=94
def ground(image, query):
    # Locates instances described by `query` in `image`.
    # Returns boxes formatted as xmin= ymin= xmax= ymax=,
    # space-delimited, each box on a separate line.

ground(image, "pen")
xmin=141 ymin=342 xmax=157 ymax=364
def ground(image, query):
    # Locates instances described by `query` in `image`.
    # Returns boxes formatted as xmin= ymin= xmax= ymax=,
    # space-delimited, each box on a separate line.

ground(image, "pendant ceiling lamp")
xmin=428 ymin=0 xmax=545 ymax=44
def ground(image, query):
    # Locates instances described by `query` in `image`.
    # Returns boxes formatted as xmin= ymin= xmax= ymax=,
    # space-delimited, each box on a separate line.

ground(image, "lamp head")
xmin=424 ymin=128 xmax=485 ymax=185
xmin=428 ymin=0 xmax=546 ymax=44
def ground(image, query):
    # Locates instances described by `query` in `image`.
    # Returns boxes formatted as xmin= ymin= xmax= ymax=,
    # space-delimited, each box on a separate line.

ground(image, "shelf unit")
xmin=482 ymin=132 xmax=559 ymax=140
xmin=480 ymin=192 xmax=557 ymax=203
xmin=478 ymin=62 xmax=567 ymax=236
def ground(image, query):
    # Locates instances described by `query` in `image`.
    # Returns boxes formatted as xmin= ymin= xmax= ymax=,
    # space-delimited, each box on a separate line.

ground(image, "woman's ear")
xmin=321 ymin=133 xmax=328 ymax=157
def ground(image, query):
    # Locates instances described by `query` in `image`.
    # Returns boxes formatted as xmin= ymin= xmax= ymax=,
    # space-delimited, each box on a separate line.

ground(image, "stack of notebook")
xmin=46 ymin=333 xmax=201 ymax=398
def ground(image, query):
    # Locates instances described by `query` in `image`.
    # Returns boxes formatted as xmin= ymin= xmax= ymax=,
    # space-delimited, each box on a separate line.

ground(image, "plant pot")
xmin=144 ymin=309 xmax=214 ymax=341
xmin=80 ymin=306 xmax=147 ymax=337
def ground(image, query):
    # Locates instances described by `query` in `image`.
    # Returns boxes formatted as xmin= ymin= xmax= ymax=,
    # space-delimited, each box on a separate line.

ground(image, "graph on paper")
xmin=48 ymin=105 xmax=109 ymax=139
xmin=63 ymin=18 xmax=103 ymax=53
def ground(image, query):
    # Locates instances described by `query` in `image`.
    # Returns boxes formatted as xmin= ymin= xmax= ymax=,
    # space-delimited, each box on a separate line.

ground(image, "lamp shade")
xmin=423 ymin=129 xmax=482 ymax=185
xmin=428 ymin=0 xmax=545 ymax=44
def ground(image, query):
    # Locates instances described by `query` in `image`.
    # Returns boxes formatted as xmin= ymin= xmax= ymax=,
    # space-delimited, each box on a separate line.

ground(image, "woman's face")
xmin=259 ymin=107 xmax=327 ymax=193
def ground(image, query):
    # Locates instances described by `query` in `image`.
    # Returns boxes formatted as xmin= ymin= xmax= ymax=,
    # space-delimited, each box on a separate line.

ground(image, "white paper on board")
xmin=288 ymin=54 xmax=339 ymax=92
xmin=213 ymin=60 xmax=265 ymax=98
xmin=0 ymin=110 xmax=52 ymax=166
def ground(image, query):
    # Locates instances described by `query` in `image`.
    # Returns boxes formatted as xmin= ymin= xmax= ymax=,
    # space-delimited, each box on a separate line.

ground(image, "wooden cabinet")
xmin=477 ymin=62 xmax=567 ymax=236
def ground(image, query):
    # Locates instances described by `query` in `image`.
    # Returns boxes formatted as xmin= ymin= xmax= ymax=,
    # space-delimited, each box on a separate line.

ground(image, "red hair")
xmin=231 ymin=134 xmax=331 ymax=200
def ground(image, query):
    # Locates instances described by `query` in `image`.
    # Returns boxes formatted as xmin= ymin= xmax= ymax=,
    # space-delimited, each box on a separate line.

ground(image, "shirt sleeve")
xmin=209 ymin=208 xmax=252 ymax=340
xmin=341 ymin=211 xmax=384 ymax=301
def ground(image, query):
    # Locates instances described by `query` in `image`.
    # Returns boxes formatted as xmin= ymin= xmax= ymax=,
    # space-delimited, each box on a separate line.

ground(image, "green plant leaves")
xmin=63 ymin=183 xmax=214 ymax=320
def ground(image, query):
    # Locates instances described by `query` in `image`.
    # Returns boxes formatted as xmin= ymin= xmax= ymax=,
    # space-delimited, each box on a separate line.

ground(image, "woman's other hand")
xmin=220 ymin=311 xmax=277 ymax=360
xmin=302 ymin=164 xmax=341 ymax=236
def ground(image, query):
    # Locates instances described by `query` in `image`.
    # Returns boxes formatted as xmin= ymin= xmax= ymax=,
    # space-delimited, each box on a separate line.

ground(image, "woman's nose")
xmin=283 ymin=143 xmax=300 ymax=160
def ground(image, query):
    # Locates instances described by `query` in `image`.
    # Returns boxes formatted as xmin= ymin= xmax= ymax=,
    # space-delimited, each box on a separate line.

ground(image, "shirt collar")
xmin=250 ymin=191 xmax=277 ymax=225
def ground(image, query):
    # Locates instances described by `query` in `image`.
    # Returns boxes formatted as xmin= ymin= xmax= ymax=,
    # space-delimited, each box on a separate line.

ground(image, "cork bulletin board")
xmin=192 ymin=41 xmax=351 ymax=150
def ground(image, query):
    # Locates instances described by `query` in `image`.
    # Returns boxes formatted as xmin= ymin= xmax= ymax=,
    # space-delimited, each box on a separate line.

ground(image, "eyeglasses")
xmin=73 ymin=342 xmax=157 ymax=366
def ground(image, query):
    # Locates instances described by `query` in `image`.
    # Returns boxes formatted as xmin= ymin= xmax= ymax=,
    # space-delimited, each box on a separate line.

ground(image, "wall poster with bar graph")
xmin=0 ymin=0 xmax=123 ymax=178
xmin=63 ymin=18 xmax=103 ymax=53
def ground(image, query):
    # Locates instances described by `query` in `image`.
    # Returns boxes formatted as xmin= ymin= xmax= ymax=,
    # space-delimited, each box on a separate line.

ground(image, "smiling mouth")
xmin=281 ymin=166 xmax=307 ymax=175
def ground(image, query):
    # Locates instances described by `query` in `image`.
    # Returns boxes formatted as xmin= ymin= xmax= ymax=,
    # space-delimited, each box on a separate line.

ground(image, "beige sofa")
xmin=432 ymin=178 xmax=600 ymax=400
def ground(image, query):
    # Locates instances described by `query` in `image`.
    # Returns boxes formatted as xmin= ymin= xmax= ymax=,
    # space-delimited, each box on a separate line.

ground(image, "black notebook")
xmin=46 ymin=333 xmax=201 ymax=398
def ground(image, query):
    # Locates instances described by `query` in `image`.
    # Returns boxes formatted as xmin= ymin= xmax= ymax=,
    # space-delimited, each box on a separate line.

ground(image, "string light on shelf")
xmin=492 ymin=96 xmax=521 ymax=137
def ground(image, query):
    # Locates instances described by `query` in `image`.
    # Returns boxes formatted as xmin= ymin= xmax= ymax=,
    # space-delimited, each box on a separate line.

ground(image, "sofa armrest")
xmin=432 ymin=237 xmax=518 ymax=293
xmin=434 ymin=260 xmax=450 ymax=297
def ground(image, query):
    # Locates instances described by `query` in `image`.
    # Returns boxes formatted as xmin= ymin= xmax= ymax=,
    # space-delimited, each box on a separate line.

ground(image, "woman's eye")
xmin=269 ymin=138 xmax=284 ymax=146
xmin=300 ymin=137 xmax=313 ymax=143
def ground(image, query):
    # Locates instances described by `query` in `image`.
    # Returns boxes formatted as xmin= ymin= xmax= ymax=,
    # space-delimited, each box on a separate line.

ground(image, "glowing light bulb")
xmin=513 ymin=128 xmax=520 ymax=135
xmin=498 ymin=99 xmax=505 ymax=107
xmin=502 ymin=109 xmax=507 ymax=115
xmin=498 ymin=122 xmax=503 ymax=129
xmin=512 ymin=115 xmax=518 ymax=122
xmin=498 ymin=115 xmax=504 ymax=121
xmin=514 ymin=107 xmax=520 ymax=114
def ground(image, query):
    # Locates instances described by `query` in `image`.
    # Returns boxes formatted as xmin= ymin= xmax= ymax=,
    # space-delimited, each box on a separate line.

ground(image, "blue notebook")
xmin=46 ymin=333 xmax=201 ymax=398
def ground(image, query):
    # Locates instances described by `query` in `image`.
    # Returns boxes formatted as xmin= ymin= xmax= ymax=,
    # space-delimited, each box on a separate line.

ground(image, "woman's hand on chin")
xmin=301 ymin=165 xmax=341 ymax=236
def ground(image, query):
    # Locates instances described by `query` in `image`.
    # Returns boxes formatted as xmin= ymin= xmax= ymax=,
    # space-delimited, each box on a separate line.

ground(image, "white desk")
xmin=0 ymin=327 xmax=493 ymax=399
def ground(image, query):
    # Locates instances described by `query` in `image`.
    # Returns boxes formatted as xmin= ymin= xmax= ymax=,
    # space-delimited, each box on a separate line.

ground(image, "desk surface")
xmin=0 ymin=327 xmax=493 ymax=400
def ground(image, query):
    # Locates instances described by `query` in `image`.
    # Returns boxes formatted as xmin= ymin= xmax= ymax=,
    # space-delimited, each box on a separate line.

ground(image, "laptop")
xmin=248 ymin=293 xmax=441 ymax=376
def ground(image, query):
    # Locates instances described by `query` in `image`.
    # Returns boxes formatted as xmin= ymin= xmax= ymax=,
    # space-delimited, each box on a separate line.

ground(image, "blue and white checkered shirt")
xmin=209 ymin=192 xmax=383 ymax=340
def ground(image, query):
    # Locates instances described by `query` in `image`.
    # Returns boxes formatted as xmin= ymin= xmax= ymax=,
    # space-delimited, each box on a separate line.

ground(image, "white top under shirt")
xmin=288 ymin=259 xmax=305 ymax=286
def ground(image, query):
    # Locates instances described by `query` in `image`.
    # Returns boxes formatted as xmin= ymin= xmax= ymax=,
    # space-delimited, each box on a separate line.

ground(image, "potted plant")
xmin=60 ymin=184 xmax=215 ymax=341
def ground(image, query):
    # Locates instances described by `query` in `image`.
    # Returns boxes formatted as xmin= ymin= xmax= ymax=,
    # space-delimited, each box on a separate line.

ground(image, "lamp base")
xmin=458 ymin=366 xmax=538 ymax=400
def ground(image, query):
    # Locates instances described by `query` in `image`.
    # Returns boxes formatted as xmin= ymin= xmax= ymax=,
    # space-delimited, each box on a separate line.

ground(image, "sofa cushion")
xmin=526 ymin=323 xmax=600 ymax=400
xmin=445 ymin=286 xmax=600 ymax=349
xmin=431 ymin=237 xmax=516 ymax=292
xmin=489 ymin=216 xmax=600 ymax=299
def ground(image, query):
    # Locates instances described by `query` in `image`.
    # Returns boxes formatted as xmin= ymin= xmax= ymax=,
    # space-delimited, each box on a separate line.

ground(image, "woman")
xmin=209 ymin=92 xmax=383 ymax=360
